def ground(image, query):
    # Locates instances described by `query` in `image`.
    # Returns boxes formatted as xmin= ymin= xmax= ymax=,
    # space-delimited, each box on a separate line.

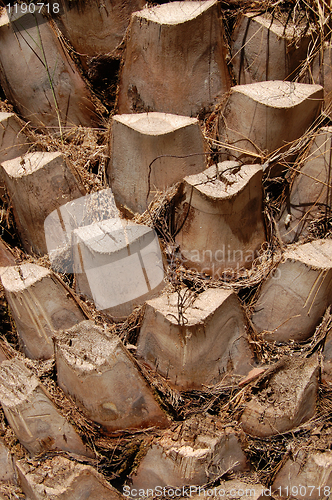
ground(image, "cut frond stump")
xmin=278 ymin=126 xmax=332 ymax=244
xmin=0 ymin=438 xmax=16 ymax=484
xmin=55 ymin=0 xmax=145 ymax=58
xmin=175 ymin=161 xmax=265 ymax=276
xmin=0 ymin=9 xmax=100 ymax=131
xmin=0 ymin=112 xmax=29 ymax=164
xmin=218 ymin=81 xmax=323 ymax=163
xmin=16 ymin=455 xmax=124 ymax=500
xmin=73 ymin=219 xmax=165 ymax=319
xmin=0 ymin=111 xmax=30 ymax=199
xmin=231 ymin=13 xmax=311 ymax=84
xmin=240 ymin=355 xmax=319 ymax=437
xmin=130 ymin=415 xmax=247 ymax=490
xmin=301 ymin=42 xmax=332 ymax=120
xmin=0 ymin=358 xmax=94 ymax=457
xmin=44 ymin=187 xmax=119 ymax=274
xmin=117 ymin=0 xmax=230 ymax=116
xmin=1 ymin=152 xmax=85 ymax=255
xmin=137 ymin=287 xmax=254 ymax=390
xmin=252 ymin=239 xmax=332 ymax=342
xmin=272 ymin=449 xmax=332 ymax=500
xmin=109 ymin=112 xmax=205 ymax=214
xmin=1 ymin=263 xmax=85 ymax=360
xmin=55 ymin=320 xmax=170 ymax=432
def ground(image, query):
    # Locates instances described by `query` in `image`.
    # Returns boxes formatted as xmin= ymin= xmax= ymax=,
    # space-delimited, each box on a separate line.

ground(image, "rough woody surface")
xmin=0 ymin=344 xmax=7 ymax=363
xmin=322 ymin=325 xmax=332 ymax=385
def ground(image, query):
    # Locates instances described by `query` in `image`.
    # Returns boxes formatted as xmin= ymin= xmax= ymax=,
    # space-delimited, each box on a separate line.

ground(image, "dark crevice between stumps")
xmin=87 ymin=55 xmax=121 ymax=110
xmin=0 ymin=82 xmax=5 ymax=101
